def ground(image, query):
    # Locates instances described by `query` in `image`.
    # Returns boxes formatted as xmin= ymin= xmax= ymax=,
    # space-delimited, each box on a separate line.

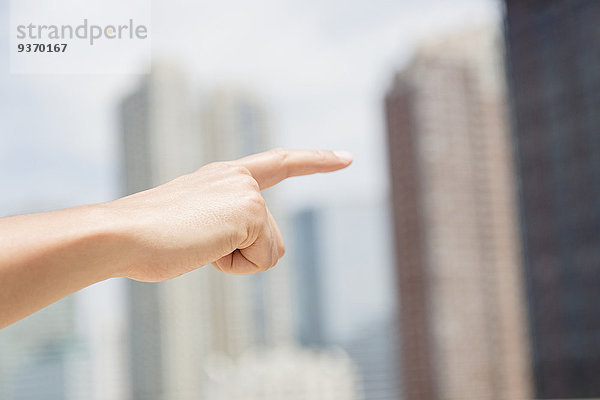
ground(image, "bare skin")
xmin=0 ymin=148 xmax=353 ymax=329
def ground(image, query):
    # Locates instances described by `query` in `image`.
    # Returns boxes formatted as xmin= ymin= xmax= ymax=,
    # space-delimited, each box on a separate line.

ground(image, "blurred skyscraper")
xmin=384 ymin=27 xmax=532 ymax=400
xmin=0 ymin=296 xmax=92 ymax=400
xmin=291 ymin=202 xmax=399 ymax=400
xmin=121 ymin=62 xmax=205 ymax=400
xmin=201 ymin=87 xmax=295 ymax=351
xmin=121 ymin=66 xmax=353 ymax=399
xmin=292 ymin=209 xmax=326 ymax=348
xmin=503 ymin=1 xmax=600 ymax=397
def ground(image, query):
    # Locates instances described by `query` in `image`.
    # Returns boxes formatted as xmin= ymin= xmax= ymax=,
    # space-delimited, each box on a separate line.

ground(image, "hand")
xmin=0 ymin=148 xmax=352 ymax=328
xmin=108 ymin=148 xmax=353 ymax=281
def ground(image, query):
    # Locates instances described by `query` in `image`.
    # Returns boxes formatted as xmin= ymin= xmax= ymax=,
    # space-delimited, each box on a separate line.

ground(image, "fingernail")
xmin=333 ymin=150 xmax=353 ymax=163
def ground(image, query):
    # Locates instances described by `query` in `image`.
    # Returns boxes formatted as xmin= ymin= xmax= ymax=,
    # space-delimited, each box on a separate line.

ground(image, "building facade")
xmin=121 ymin=62 xmax=206 ymax=400
xmin=292 ymin=209 xmax=327 ymax=348
xmin=291 ymin=202 xmax=399 ymax=400
xmin=0 ymin=295 xmax=92 ymax=400
xmin=121 ymin=69 xmax=296 ymax=399
xmin=504 ymin=0 xmax=600 ymax=397
xmin=385 ymin=28 xmax=532 ymax=400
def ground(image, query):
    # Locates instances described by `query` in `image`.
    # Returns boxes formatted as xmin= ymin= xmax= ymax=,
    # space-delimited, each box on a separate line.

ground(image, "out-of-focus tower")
xmin=291 ymin=203 xmax=400 ymax=400
xmin=121 ymin=75 xmax=295 ymax=399
xmin=503 ymin=1 xmax=600 ymax=397
xmin=384 ymin=28 xmax=532 ymax=399
xmin=201 ymin=87 xmax=294 ymax=353
xmin=292 ymin=209 xmax=327 ymax=348
xmin=0 ymin=297 xmax=92 ymax=400
xmin=121 ymin=62 xmax=208 ymax=400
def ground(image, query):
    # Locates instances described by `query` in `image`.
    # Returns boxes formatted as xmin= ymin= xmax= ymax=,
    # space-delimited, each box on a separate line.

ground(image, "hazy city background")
xmin=2 ymin=0 xmax=600 ymax=399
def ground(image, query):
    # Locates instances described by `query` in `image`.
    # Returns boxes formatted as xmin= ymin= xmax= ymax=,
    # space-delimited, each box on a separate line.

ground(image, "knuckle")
xmin=316 ymin=149 xmax=332 ymax=163
xmin=270 ymin=147 xmax=289 ymax=176
xmin=241 ymin=195 xmax=267 ymax=245
xmin=269 ymin=254 xmax=280 ymax=270
xmin=266 ymin=257 xmax=275 ymax=270
xmin=241 ymin=174 xmax=260 ymax=190
xmin=260 ymin=263 xmax=271 ymax=272
xmin=235 ymin=164 xmax=252 ymax=177
xmin=270 ymin=147 xmax=288 ymax=164
xmin=254 ymin=252 xmax=272 ymax=272
xmin=216 ymin=161 xmax=251 ymax=176
xmin=208 ymin=161 xmax=228 ymax=170
xmin=270 ymin=147 xmax=287 ymax=158
xmin=245 ymin=191 xmax=266 ymax=211
xmin=195 ymin=162 xmax=216 ymax=174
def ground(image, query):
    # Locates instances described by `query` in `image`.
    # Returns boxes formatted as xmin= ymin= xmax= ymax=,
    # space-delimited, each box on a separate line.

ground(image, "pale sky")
xmin=0 ymin=0 xmax=500 ymax=215
xmin=0 ymin=0 xmax=502 ymax=391
xmin=0 ymin=0 xmax=501 ymax=319
xmin=0 ymin=0 xmax=500 ymax=327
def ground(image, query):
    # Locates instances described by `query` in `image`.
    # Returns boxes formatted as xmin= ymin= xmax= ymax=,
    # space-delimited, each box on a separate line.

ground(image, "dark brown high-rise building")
xmin=504 ymin=0 xmax=600 ymax=398
xmin=385 ymin=28 xmax=532 ymax=400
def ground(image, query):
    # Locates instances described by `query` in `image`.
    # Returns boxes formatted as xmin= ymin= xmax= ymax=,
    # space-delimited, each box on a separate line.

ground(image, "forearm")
xmin=0 ymin=204 xmax=133 ymax=328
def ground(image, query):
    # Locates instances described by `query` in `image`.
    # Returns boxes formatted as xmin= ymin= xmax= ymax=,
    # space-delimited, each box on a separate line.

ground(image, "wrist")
xmin=82 ymin=202 xmax=142 ymax=280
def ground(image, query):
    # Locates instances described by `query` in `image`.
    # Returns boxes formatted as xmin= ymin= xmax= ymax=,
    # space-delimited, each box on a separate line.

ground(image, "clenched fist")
xmin=0 ymin=149 xmax=352 ymax=328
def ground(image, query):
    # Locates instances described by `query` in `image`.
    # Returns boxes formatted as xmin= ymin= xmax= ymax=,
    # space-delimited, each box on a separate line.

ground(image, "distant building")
xmin=121 ymin=62 xmax=204 ymax=400
xmin=121 ymin=69 xmax=295 ymax=399
xmin=291 ymin=202 xmax=399 ymax=400
xmin=503 ymin=1 xmax=600 ymax=397
xmin=292 ymin=209 xmax=327 ymax=348
xmin=344 ymin=318 xmax=401 ymax=400
xmin=0 ymin=297 xmax=92 ymax=400
xmin=384 ymin=28 xmax=532 ymax=399
xmin=201 ymin=87 xmax=295 ymax=353
xmin=201 ymin=87 xmax=269 ymax=161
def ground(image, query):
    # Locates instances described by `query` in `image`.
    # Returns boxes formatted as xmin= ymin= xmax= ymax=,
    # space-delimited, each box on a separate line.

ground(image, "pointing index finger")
xmin=233 ymin=148 xmax=353 ymax=190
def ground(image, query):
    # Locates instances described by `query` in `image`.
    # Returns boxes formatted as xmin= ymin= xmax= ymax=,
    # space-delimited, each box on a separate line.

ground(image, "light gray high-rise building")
xmin=200 ymin=87 xmax=294 ymax=355
xmin=292 ymin=209 xmax=326 ymax=348
xmin=121 ymin=71 xmax=294 ymax=399
xmin=121 ymin=62 xmax=207 ymax=400
xmin=0 ymin=294 xmax=92 ymax=400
